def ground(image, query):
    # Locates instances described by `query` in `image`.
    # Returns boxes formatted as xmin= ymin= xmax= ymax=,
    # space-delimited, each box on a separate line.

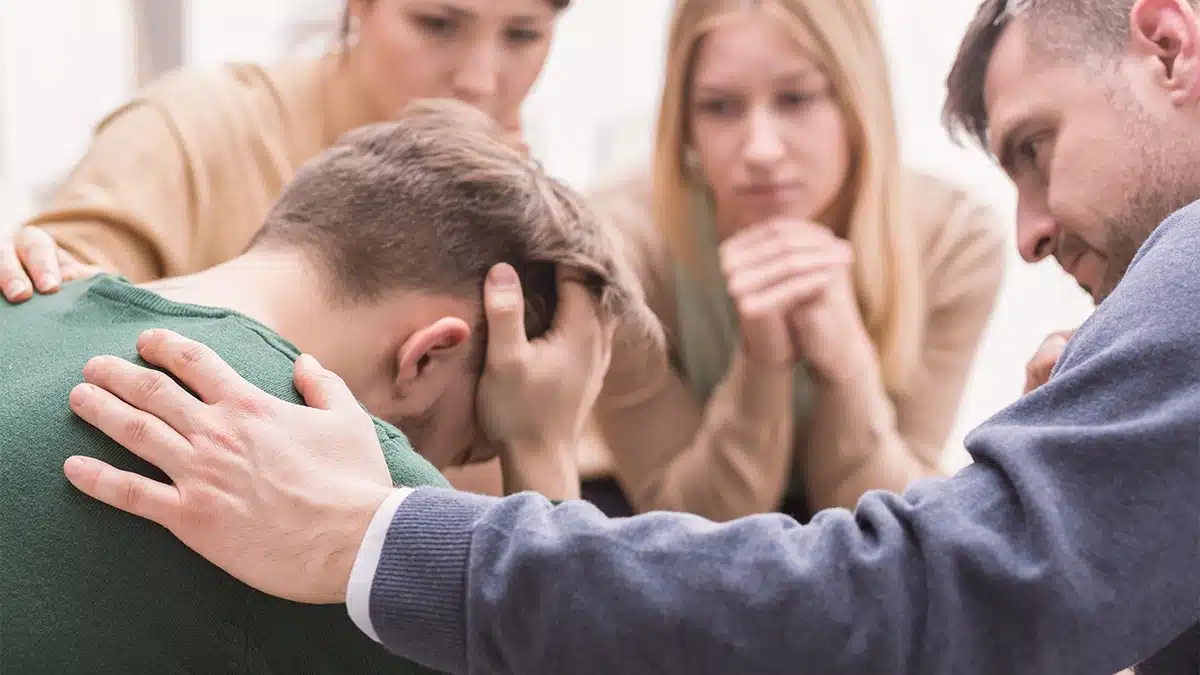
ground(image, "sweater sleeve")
xmin=23 ymin=64 xmax=295 ymax=283
xmin=802 ymin=197 xmax=1007 ymax=510
xmin=24 ymin=96 xmax=201 ymax=282
xmin=367 ymin=204 xmax=1200 ymax=675
xmin=587 ymin=174 xmax=797 ymax=520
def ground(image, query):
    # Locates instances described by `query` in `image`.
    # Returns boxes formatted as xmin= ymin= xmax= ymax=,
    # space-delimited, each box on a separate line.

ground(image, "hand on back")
xmin=1 ymin=226 xmax=102 ymax=302
xmin=62 ymin=329 xmax=393 ymax=604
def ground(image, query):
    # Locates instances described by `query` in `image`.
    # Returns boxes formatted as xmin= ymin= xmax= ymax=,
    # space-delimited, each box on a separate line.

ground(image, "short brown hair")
xmin=943 ymin=0 xmax=1163 ymax=150
xmin=251 ymin=98 xmax=656 ymax=358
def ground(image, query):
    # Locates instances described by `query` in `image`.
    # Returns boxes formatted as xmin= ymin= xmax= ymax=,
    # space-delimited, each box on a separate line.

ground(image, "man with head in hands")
xmin=0 ymin=97 xmax=650 ymax=673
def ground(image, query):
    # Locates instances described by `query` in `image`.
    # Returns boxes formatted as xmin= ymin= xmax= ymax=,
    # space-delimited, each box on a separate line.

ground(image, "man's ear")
xmin=395 ymin=317 xmax=472 ymax=391
xmin=1131 ymin=0 xmax=1200 ymax=104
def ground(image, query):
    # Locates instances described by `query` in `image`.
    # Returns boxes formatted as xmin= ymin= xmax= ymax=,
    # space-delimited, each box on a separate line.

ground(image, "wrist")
xmin=324 ymin=484 xmax=394 ymax=604
xmin=814 ymin=332 xmax=878 ymax=388
xmin=498 ymin=438 xmax=580 ymax=500
xmin=729 ymin=350 xmax=795 ymax=423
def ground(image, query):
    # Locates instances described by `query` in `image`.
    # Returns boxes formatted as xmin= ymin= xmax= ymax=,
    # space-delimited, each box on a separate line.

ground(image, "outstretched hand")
xmin=62 ymin=329 xmax=392 ymax=604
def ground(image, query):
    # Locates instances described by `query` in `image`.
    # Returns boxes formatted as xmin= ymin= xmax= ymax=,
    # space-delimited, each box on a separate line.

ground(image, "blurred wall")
xmin=0 ymin=0 xmax=1096 ymax=468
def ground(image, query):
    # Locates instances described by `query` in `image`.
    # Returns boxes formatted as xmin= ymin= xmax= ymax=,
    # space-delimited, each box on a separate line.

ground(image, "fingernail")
xmin=488 ymin=264 xmax=518 ymax=287
xmin=136 ymin=329 xmax=160 ymax=352
xmin=69 ymin=384 xmax=91 ymax=406
xmin=298 ymin=353 xmax=322 ymax=369
xmin=63 ymin=456 xmax=91 ymax=479
xmin=5 ymin=279 xmax=27 ymax=297
xmin=38 ymin=274 xmax=58 ymax=289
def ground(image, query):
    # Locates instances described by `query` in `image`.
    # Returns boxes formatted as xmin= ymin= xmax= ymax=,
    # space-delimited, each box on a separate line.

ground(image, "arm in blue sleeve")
xmin=368 ymin=210 xmax=1200 ymax=675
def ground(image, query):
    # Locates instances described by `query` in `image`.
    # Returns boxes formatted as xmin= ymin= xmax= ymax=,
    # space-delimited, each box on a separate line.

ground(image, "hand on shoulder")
xmin=1 ymin=226 xmax=102 ymax=302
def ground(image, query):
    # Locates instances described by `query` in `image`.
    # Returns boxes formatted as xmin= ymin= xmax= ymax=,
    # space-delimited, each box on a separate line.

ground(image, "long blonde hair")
xmin=652 ymin=0 xmax=922 ymax=394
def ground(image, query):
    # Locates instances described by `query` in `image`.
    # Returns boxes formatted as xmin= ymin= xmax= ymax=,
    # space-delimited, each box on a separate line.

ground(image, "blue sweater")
xmin=368 ymin=203 xmax=1200 ymax=675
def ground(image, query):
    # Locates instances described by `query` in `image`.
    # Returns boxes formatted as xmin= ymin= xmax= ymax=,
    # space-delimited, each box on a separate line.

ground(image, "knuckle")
xmin=136 ymin=371 xmax=169 ymax=400
xmin=230 ymin=393 xmax=270 ymax=419
xmin=492 ymin=350 xmax=531 ymax=378
xmin=176 ymin=343 xmax=212 ymax=369
xmin=493 ymin=357 xmax=525 ymax=378
xmin=118 ymin=478 xmax=144 ymax=513
xmin=18 ymin=228 xmax=51 ymax=254
xmin=125 ymin=416 xmax=152 ymax=445
xmin=204 ymin=427 xmax=243 ymax=454
xmin=315 ymin=368 xmax=345 ymax=387
xmin=12 ymin=227 xmax=33 ymax=247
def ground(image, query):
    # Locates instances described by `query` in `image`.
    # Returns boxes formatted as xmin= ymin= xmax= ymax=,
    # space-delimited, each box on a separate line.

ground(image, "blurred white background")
xmin=0 ymin=0 xmax=1094 ymax=469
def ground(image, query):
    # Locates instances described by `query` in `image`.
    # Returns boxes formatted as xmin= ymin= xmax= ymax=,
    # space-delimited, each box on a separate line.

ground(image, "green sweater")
xmin=0 ymin=275 xmax=449 ymax=674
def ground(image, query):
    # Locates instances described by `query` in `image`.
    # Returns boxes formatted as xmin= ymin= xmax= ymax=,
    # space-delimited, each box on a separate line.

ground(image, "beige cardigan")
xmin=584 ymin=169 xmax=1006 ymax=521
xmin=27 ymin=57 xmax=381 ymax=281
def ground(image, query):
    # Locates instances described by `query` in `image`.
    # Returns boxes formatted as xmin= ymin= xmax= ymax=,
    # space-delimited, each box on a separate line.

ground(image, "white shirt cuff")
xmin=346 ymin=486 xmax=414 ymax=643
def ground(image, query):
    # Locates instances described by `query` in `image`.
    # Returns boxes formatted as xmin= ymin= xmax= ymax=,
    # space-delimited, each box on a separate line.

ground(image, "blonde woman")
xmin=582 ymin=0 xmax=1006 ymax=521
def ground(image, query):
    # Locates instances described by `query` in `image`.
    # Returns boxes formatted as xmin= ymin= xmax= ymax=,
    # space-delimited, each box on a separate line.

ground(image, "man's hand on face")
xmin=476 ymin=263 xmax=615 ymax=499
xmin=1024 ymin=329 xmax=1076 ymax=394
xmin=62 ymin=329 xmax=392 ymax=604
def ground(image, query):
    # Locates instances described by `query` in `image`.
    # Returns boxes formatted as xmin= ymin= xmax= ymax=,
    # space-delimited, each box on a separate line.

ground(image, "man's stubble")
xmin=1096 ymin=85 xmax=1200 ymax=301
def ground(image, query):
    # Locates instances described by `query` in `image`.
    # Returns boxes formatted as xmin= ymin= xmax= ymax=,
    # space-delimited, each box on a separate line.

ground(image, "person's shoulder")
xmin=587 ymin=165 xmax=654 ymax=216
xmin=585 ymin=166 xmax=669 ymax=284
xmin=136 ymin=58 xmax=318 ymax=107
xmin=902 ymin=168 xmax=1006 ymax=282
xmin=902 ymin=168 xmax=1005 ymax=249
xmin=369 ymin=418 xmax=451 ymax=490
xmin=1121 ymin=197 xmax=1200 ymax=285
xmin=103 ymin=58 xmax=325 ymax=141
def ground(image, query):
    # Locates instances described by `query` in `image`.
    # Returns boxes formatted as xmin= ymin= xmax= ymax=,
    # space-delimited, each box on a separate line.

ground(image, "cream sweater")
xmin=27 ymin=56 xmax=380 ymax=281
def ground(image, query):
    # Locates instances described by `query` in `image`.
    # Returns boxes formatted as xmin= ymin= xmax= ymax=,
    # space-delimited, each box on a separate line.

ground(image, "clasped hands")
xmin=719 ymin=217 xmax=875 ymax=384
xmin=60 ymin=262 xmax=613 ymax=604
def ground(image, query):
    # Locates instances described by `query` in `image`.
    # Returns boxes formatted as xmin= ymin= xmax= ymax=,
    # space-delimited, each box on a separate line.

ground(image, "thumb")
xmin=293 ymin=354 xmax=358 ymax=411
xmin=1040 ymin=333 xmax=1069 ymax=360
xmin=484 ymin=263 xmax=528 ymax=364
